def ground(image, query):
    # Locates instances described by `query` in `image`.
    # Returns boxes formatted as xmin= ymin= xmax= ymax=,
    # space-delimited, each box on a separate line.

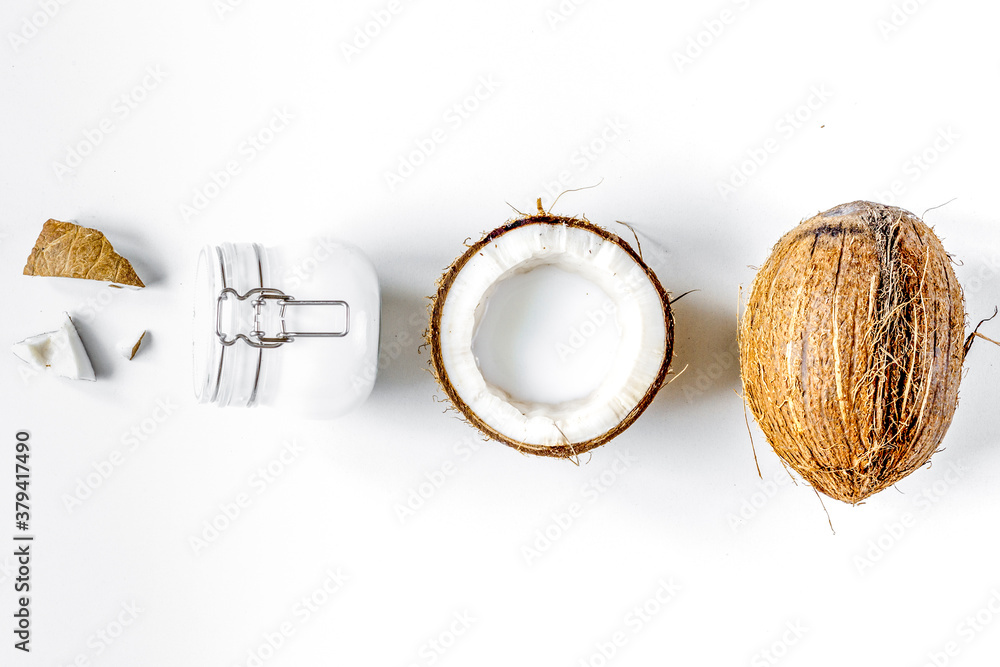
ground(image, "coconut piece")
xmin=23 ymin=219 xmax=144 ymax=288
xmin=118 ymin=330 xmax=146 ymax=360
xmin=12 ymin=313 xmax=96 ymax=381
xmin=428 ymin=211 xmax=674 ymax=458
xmin=739 ymin=201 xmax=966 ymax=504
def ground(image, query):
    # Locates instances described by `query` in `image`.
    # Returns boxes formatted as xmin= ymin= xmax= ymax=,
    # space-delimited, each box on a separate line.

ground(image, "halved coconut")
xmin=428 ymin=213 xmax=674 ymax=458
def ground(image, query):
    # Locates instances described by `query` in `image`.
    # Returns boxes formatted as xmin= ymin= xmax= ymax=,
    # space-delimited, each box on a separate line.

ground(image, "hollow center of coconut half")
xmin=431 ymin=216 xmax=673 ymax=457
xmin=472 ymin=263 xmax=622 ymax=404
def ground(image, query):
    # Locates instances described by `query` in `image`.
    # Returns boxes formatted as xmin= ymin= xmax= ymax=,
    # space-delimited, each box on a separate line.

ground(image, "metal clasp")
xmin=216 ymin=287 xmax=350 ymax=349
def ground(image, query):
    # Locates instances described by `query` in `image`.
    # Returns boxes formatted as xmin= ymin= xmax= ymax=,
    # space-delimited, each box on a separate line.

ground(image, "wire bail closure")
xmin=216 ymin=287 xmax=350 ymax=349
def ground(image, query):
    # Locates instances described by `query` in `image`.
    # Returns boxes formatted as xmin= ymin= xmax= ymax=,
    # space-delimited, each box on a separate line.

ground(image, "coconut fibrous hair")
xmin=740 ymin=201 xmax=967 ymax=504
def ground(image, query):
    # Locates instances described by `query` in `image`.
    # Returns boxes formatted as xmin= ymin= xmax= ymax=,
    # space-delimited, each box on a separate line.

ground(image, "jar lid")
xmin=193 ymin=243 xmax=269 ymax=407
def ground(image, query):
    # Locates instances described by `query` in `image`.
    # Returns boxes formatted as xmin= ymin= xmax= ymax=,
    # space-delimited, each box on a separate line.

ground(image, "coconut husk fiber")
xmin=739 ymin=201 xmax=966 ymax=504
xmin=23 ymin=219 xmax=144 ymax=288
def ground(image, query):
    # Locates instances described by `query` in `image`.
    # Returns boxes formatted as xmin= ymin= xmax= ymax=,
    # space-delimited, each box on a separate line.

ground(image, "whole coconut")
xmin=740 ymin=201 xmax=967 ymax=504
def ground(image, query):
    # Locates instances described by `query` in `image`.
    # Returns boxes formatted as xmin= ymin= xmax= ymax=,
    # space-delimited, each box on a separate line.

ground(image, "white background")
xmin=2 ymin=1 xmax=999 ymax=665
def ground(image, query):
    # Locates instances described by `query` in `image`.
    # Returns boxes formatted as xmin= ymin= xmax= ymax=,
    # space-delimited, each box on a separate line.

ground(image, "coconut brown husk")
xmin=23 ymin=219 xmax=145 ymax=288
xmin=428 ymin=214 xmax=674 ymax=459
xmin=740 ymin=201 xmax=966 ymax=504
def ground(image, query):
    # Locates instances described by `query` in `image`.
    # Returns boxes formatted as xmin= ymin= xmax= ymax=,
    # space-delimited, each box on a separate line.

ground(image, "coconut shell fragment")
xmin=740 ymin=201 xmax=966 ymax=504
xmin=23 ymin=219 xmax=144 ymax=288
xmin=118 ymin=330 xmax=147 ymax=360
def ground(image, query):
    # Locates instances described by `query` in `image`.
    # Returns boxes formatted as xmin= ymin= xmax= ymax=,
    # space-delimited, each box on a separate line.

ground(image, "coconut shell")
xmin=428 ymin=214 xmax=674 ymax=459
xmin=23 ymin=219 xmax=145 ymax=288
xmin=739 ymin=201 xmax=966 ymax=504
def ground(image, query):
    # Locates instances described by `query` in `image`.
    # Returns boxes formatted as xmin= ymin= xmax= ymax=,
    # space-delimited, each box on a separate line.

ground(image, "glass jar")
xmin=193 ymin=239 xmax=380 ymax=418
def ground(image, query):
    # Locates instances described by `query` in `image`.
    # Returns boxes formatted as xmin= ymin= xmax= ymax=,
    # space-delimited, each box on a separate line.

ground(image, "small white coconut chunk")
xmin=118 ymin=330 xmax=147 ymax=360
xmin=11 ymin=313 xmax=96 ymax=381
xmin=439 ymin=223 xmax=667 ymax=447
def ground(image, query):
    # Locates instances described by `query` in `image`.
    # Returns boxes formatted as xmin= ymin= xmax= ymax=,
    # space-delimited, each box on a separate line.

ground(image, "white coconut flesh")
xmin=11 ymin=313 xmax=96 ymax=381
xmin=437 ymin=222 xmax=668 ymax=448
